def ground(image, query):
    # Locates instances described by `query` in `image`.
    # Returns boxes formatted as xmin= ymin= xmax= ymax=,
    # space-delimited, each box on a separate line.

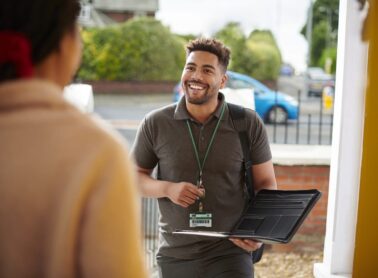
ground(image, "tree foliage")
xmin=302 ymin=0 xmax=339 ymax=72
xmin=78 ymin=17 xmax=185 ymax=81
xmin=311 ymin=0 xmax=339 ymax=33
xmin=214 ymin=23 xmax=251 ymax=73
xmin=215 ymin=24 xmax=282 ymax=81
xmin=78 ymin=18 xmax=283 ymax=82
xmin=311 ymin=20 xmax=328 ymax=66
xmin=247 ymin=30 xmax=282 ymax=80
xmin=319 ymin=47 xmax=337 ymax=74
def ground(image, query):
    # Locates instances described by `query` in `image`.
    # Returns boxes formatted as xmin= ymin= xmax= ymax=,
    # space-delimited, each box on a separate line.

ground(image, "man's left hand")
xmin=229 ymin=238 xmax=262 ymax=252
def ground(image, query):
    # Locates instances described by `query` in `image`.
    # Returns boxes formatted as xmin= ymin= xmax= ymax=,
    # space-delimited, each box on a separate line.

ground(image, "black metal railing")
xmin=142 ymin=198 xmax=159 ymax=270
xmin=267 ymin=90 xmax=334 ymax=145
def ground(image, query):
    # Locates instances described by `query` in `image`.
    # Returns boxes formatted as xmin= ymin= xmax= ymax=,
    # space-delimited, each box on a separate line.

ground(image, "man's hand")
xmin=229 ymin=238 xmax=262 ymax=252
xmin=166 ymin=182 xmax=203 ymax=208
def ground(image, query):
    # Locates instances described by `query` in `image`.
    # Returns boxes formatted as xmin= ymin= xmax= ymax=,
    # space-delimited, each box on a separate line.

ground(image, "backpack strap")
xmin=228 ymin=102 xmax=265 ymax=264
xmin=227 ymin=103 xmax=255 ymax=199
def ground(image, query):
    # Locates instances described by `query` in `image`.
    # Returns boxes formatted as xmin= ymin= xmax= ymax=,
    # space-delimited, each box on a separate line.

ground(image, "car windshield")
xmin=307 ymin=68 xmax=331 ymax=79
xmin=226 ymin=78 xmax=254 ymax=89
xmin=308 ymin=67 xmax=324 ymax=74
xmin=227 ymin=71 xmax=271 ymax=94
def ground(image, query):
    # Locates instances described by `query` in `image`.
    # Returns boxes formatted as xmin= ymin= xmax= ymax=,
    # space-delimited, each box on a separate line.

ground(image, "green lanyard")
xmin=186 ymin=102 xmax=226 ymax=182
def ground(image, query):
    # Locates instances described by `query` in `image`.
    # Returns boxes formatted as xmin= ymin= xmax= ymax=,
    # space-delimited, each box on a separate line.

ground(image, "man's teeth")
xmin=189 ymin=84 xmax=205 ymax=89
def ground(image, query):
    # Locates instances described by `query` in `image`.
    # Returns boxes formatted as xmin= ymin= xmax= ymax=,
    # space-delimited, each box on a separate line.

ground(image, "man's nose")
xmin=191 ymin=69 xmax=203 ymax=81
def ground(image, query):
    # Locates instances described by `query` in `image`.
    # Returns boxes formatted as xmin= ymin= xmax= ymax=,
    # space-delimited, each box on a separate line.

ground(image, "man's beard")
xmin=186 ymin=91 xmax=211 ymax=105
xmin=183 ymin=83 xmax=213 ymax=105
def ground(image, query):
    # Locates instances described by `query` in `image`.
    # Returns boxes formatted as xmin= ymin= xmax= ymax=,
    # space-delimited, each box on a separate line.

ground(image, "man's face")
xmin=181 ymin=51 xmax=227 ymax=105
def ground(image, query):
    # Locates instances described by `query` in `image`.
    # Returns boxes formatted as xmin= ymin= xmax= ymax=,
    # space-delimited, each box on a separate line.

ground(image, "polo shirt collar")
xmin=174 ymin=92 xmax=227 ymax=121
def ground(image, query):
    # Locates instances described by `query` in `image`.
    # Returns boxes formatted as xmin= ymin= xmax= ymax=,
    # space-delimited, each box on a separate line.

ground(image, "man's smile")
xmin=186 ymin=81 xmax=208 ymax=93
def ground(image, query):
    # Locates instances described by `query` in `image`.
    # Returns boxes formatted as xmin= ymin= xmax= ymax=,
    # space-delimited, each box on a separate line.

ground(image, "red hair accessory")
xmin=0 ymin=31 xmax=34 ymax=78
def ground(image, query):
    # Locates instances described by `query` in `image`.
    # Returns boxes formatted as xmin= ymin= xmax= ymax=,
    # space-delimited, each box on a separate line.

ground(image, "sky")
xmin=156 ymin=0 xmax=311 ymax=72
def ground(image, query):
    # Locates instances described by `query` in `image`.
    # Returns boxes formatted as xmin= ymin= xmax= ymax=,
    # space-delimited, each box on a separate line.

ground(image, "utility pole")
xmin=318 ymin=6 xmax=333 ymax=73
xmin=306 ymin=0 xmax=314 ymax=68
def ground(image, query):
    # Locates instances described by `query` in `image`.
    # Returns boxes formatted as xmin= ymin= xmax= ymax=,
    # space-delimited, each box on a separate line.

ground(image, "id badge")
xmin=189 ymin=212 xmax=212 ymax=228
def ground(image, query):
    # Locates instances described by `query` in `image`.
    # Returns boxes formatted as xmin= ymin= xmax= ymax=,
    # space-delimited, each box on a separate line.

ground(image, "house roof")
xmin=78 ymin=4 xmax=117 ymax=28
xmin=92 ymin=0 xmax=159 ymax=12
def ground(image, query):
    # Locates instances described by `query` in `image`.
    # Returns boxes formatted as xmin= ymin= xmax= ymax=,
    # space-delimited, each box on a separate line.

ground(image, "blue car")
xmin=173 ymin=71 xmax=299 ymax=124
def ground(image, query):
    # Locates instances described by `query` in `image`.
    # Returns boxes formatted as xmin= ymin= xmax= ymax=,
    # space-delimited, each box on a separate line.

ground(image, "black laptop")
xmin=173 ymin=189 xmax=321 ymax=244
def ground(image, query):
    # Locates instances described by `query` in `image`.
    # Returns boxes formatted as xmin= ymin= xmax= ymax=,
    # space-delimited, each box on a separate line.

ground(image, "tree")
xmin=319 ymin=47 xmax=337 ymax=73
xmin=78 ymin=18 xmax=283 ymax=82
xmin=302 ymin=0 xmax=339 ymax=73
xmin=246 ymin=30 xmax=282 ymax=80
xmin=214 ymin=22 xmax=250 ymax=72
xmin=215 ymin=24 xmax=282 ymax=81
xmin=311 ymin=20 xmax=328 ymax=66
xmin=311 ymin=0 xmax=339 ymax=34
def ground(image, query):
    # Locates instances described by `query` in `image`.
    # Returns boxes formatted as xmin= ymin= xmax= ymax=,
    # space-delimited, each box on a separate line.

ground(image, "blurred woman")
xmin=0 ymin=1 xmax=147 ymax=277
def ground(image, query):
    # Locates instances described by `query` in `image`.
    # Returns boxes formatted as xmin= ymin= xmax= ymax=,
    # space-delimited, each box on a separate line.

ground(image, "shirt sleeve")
xmin=249 ymin=111 xmax=272 ymax=165
xmin=131 ymin=117 xmax=159 ymax=170
xmin=78 ymin=140 xmax=148 ymax=278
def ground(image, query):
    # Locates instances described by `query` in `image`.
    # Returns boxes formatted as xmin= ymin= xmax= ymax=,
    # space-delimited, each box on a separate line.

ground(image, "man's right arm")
xmin=136 ymin=167 xmax=203 ymax=208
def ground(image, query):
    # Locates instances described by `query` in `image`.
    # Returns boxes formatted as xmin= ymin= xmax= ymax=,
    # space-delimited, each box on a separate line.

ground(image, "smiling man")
xmin=132 ymin=38 xmax=277 ymax=278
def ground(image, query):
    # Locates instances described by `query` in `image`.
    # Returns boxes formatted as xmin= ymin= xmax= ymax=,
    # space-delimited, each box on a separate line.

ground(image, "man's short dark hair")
xmin=185 ymin=38 xmax=231 ymax=72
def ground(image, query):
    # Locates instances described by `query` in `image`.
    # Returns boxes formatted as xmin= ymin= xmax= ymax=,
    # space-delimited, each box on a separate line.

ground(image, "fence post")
xmin=307 ymin=114 xmax=312 ymax=144
xmin=273 ymin=90 xmax=278 ymax=143
xmin=296 ymin=90 xmax=301 ymax=144
xmin=329 ymin=114 xmax=333 ymax=145
xmin=319 ymin=92 xmax=324 ymax=144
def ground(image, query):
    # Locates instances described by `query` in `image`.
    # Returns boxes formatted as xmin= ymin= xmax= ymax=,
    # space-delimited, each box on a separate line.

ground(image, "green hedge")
xmin=78 ymin=17 xmax=185 ymax=81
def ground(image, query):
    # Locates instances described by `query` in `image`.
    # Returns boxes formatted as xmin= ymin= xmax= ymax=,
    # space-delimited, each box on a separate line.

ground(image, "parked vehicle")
xmin=63 ymin=83 xmax=94 ymax=113
xmin=280 ymin=63 xmax=295 ymax=76
xmin=173 ymin=71 xmax=298 ymax=124
xmin=305 ymin=67 xmax=335 ymax=97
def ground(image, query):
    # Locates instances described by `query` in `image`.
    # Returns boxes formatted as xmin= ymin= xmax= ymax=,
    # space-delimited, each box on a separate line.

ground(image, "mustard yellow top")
xmin=0 ymin=79 xmax=148 ymax=278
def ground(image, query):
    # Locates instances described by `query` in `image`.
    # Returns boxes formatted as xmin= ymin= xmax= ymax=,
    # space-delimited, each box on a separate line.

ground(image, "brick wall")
xmin=268 ymin=164 xmax=329 ymax=253
xmin=103 ymin=11 xmax=134 ymax=23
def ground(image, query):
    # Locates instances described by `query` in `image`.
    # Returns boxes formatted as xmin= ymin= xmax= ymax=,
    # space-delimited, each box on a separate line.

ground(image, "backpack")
xmin=228 ymin=103 xmax=265 ymax=264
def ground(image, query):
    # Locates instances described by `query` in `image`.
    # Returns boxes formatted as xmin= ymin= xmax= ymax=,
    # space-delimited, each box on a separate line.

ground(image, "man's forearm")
xmin=135 ymin=168 xmax=202 ymax=208
xmin=136 ymin=171 xmax=171 ymax=198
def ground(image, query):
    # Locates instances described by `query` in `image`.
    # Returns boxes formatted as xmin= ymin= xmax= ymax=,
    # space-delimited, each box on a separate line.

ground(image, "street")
xmin=93 ymin=76 xmax=334 ymax=146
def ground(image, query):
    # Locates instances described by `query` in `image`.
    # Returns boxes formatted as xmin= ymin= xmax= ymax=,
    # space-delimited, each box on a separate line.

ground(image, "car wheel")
xmin=266 ymin=106 xmax=288 ymax=124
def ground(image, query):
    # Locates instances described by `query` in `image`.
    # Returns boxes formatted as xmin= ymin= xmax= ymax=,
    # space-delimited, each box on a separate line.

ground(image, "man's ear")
xmin=220 ymin=73 xmax=228 ymax=89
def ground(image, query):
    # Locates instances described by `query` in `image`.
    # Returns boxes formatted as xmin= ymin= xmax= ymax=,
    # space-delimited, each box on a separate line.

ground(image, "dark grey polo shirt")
xmin=132 ymin=93 xmax=272 ymax=259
